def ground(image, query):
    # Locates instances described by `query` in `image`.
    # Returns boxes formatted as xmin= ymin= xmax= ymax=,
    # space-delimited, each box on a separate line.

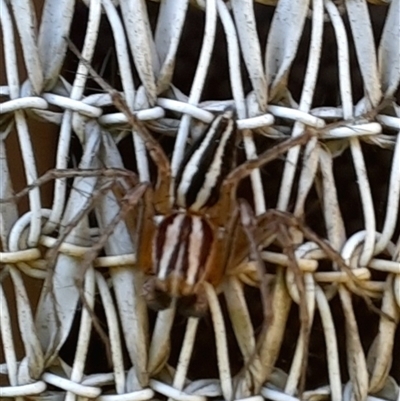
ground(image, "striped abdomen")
xmin=152 ymin=212 xmax=215 ymax=298
xmin=175 ymin=108 xmax=237 ymax=211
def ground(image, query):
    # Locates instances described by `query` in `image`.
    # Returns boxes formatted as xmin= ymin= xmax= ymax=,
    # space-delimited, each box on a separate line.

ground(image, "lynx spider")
xmin=67 ymin=39 xmax=362 ymax=319
xmin=112 ymin=103 xmax=314 ymax=317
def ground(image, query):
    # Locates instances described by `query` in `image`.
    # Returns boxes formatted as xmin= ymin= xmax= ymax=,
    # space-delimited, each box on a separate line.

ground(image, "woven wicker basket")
xmin=1 ymin=1 xmax=399 ymax=400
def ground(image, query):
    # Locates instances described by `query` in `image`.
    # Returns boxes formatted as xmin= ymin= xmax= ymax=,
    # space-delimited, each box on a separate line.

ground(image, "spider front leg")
xmin=208 ymin=129 xmax=316 ymax=275
xmin=216 ymin=128 xmax=315 ymax=223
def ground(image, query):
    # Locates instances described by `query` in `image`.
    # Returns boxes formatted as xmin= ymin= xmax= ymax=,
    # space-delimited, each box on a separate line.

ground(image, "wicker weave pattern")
xmin=1 ymin=0 xmax=399 ymax=400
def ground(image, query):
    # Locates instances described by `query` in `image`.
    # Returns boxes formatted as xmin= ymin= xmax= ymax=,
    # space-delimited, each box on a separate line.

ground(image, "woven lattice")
xmin=1 ymin=0 xmax=399 ymax=400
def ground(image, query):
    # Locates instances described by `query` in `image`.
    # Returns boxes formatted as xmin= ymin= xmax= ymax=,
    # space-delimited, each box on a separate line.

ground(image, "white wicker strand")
xmin=231 ymin=0 xmax=267 ymax=110
xmin=0 ymin=96 xmax=48 ymax=113
xmin=216 ymin=0 xmax=246 ymax=117
xmin=170 ymin=0 xmax=217 ymax=180
xmin=330 ymin=0 xmax=377 ymax=267
xmin=267 ymin=105 xmax=325 ymax=129
xmin=257 ymin=269 xmax=292 ymax=391
xmin=8 ymin=267 xmax=44 ymax=382
xmin=34 ymin=131 xmax=101 ymax=362
xmin=183 ymin=378 xmax=221 ymax=397
xmin=168 ymin=317 xmax=200 ymax=400
xmin=42 ymin=93 xmax=102 ymax=117
xmin=119 ymin=0 xmax=158 ymax=104
xmin=318 ymin=147 xmax=347 ymax=249
xmin=155 ymin=0 xmax=190 ymax=92
xmin=150 ymin=379 xmax=207 ymax=401
xmin=97 ymin=388 xmax=155 ymax=401
xmin=284 ymin=273 xmax=316 ymax=395
xmin=0 ymin=0 xmax=42 ymax=247
xmin=14 ymin=112 xmax=43 ymax=247
xmin=314 ymin=285 xmax=342 ymax=401
xmin=375 ymin=132 xmax=400 ymax=254
xmin=224 ymin=277 xmax=263 ymax=397
xmin=293 ymin=138 xmax=320 ymax=218
xmin=224 ymin=277 xmax=257 ymax=365
xmin=378 ymin=0 xmax=400 ymax=97
xmin=342 ymin=232 xmax=399 ymax=269
xmin=7 ymin=209 xmax=51 ymax=257
xmin=96 ymin=272 xmax=127 ymax=394
xmin=0 ymin=380 xmax=47 ymax=397
xmin=368 ymin=275 xmax=400 ymax=393
xmin=9 ymin=0 xmax=43 ymax=94
xmin=261 ymin=386 xmax=300 ymax=401
xmin=342 ymin=1 xmax=381 ymax=265
xmin=37 ymin=0 xmax=75 ymax=88
xmin=95 ymin=131 xmax=150 ymax=387
xmin=64 ymin=267 xmax=96 ymax=401
xmin=0 ymin=137 xmax=19 ymax=249
xmin=157 ymin=98 xmax=214 ymax=121
xmin=41 ymin=371 xmax=101 ymax=398
xmin=260 ymin=251 xmax=318 ymax=271
xmin=101 ymin=0 xmax=151 ymax=183
xmin=349 ymin=138 xmax=377 ymax=266
xmin=338 ymin=287 xmax=369 ymax=401
xmin=243 ymin=129 xmax=267 ymax=215
xmin=264 ymin=0 xmax=310 ymax=98
xmin=1 ymin=0 xmax=21 ymax=98
xmin=45 ymin=0 xmax=103 ymax=233
xmin=0 ymin=248 xmax=41 ymax=264
xmin=324 ymin=122 xmax=382 ymax=138
xmin=148 ymin=307 xmax=176 ymax=375
xmin=376 ymin=114 xmax=400 ymax=131
xmin=0 ymin=285 xmax=19 ymax=386
xmin=346 ymin=0 xmax=382 ymax=109
xmin=204 ymin=282 xmax=233 ymax=401
xmin=322 ymin=1 xmax=355 ymax=263
xmin=277 ymin=0 xmax=324 ymax=211
xmin=326 ymin=0 xmax=353 ymax=115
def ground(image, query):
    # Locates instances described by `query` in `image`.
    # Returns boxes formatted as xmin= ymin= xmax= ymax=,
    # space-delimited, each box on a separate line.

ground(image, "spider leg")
xmin=238 ymin=200 xmax=275 ymax=327
xmin=136 ymin=186 xmax=157 ymax=276
xmin=67 ymin=38 xmax=172 ymax=214
xmin=241 ymin=204 xmax=311 ymax=396
xmin=216 ymin=129 xmax=315 ymax=224
xmin=267 ymin=210 xmax=392 ymax=321
xmin=107 ymin=93 xmax=172 ymax=214
xmin=207 ymin=204 xmax=241 ymax=288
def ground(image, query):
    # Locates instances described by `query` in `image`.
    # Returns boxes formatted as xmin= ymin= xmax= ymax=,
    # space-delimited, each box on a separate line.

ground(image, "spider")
xmin=66 ymin=39 xmax=314 ymax=317
xmin=124 ymin=107 xmax=314 ymax=317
